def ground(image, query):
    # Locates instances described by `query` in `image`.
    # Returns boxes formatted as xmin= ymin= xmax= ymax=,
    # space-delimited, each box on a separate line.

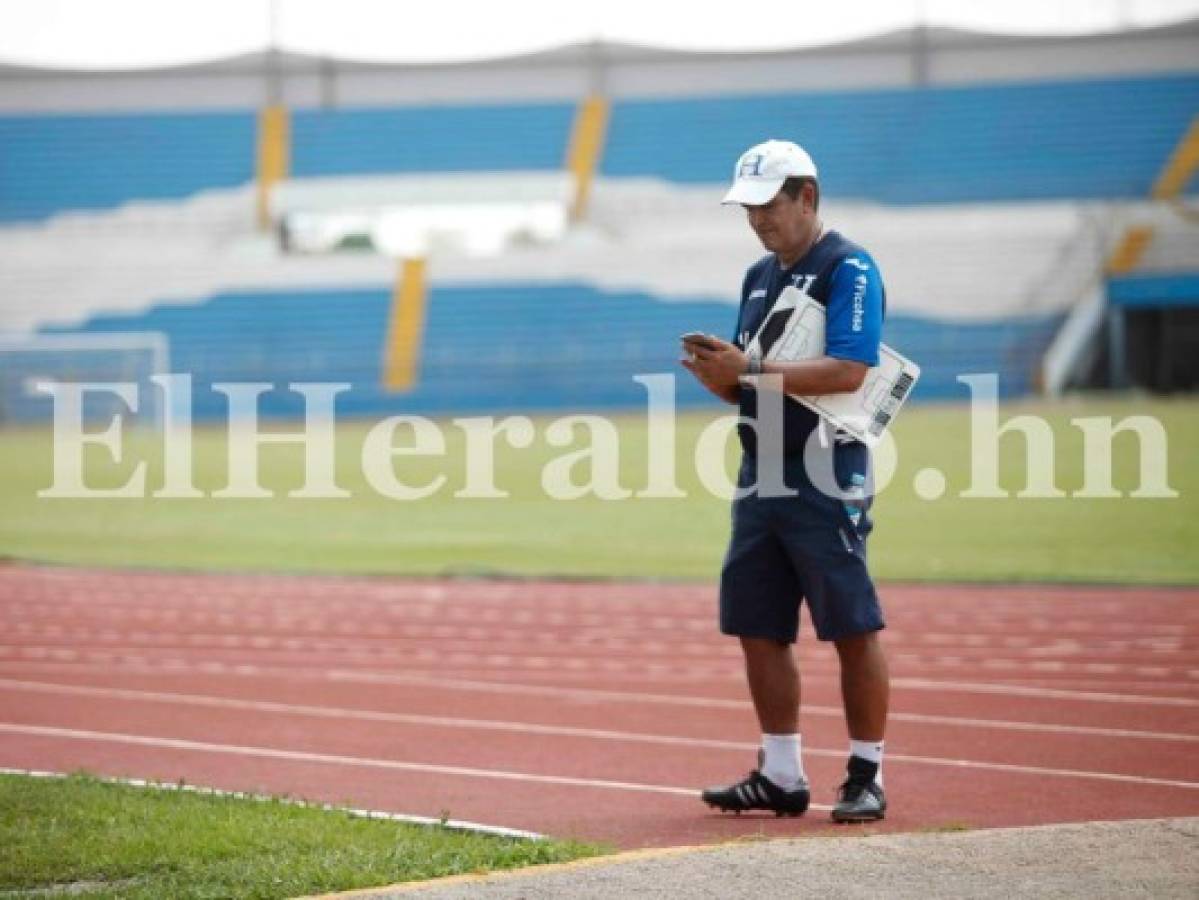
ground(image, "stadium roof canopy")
xmin=2 ymin=0 xmax=1199 ymax=70
xmin=2 ymin=16 xmax=1197 ymax=113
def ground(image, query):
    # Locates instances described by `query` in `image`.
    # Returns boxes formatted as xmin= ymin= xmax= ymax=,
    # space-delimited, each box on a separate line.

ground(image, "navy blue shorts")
xmin=719 ymin=453 xmax=885 ymax=644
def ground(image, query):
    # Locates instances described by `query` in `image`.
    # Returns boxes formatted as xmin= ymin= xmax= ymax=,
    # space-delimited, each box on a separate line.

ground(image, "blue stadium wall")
xmin=37 ymin=285 xmax=1061 ymax=420
xmin=0 ymin=102 xmax=576 ymax=222
xmin=603 ymin=74 xmax=1199 ymax=203
xmin=4 ymin=73 xmax=1198 ymax=221
xmin=0 ymin=111 xmax=257 ymax=222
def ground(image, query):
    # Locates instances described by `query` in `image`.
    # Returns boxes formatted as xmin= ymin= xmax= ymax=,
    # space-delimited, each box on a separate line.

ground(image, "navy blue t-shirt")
xmin=732 ymin=229 xmax=886 ymax=463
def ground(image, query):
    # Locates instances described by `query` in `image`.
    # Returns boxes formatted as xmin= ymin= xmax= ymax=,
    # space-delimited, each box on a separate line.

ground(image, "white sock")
xmin=850 ymin=739 xmax=884 ymax=787
xmin=761 ymin=733 xmax=806 ymax=789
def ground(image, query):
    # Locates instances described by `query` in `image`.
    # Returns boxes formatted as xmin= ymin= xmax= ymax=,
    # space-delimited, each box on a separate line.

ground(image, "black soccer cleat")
xmin=701 ymin=754 xmax=810 ymax=818
xmin=830 ymin=755 xmax=887 ymax=823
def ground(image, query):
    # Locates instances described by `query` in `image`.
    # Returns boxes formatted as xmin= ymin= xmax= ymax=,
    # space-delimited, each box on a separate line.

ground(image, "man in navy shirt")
xmin=682 ymin=140 xmax=890 ymax=823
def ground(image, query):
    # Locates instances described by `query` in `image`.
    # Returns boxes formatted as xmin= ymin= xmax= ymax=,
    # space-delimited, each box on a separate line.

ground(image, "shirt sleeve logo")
xmin=851 ymin=274 xmax=868 ymax=332
xmin=842 ymin=257 xmax=872 ymax=332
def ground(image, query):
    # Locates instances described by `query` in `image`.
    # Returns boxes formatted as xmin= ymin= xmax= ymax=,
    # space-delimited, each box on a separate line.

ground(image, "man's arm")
xmin=760 ymin=356 xmax=868 ymax=394
xmin=753 ymin=252 xmax=883 ymax=395
xmin=685 ymin=341 xmax=867 ymax=397
xmin=682 ymin=253 xmax=883 ymax=402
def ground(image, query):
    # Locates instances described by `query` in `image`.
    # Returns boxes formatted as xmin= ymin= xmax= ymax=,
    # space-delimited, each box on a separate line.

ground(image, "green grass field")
xmin=0 ymin=394 xmax=1195 ymax=584
xmin=0 ymin=773 xmax=604 ymax=899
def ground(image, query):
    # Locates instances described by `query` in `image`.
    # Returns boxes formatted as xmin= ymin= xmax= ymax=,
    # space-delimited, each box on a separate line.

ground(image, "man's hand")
xmin=680 ymin=335 xmax=746 ymax=390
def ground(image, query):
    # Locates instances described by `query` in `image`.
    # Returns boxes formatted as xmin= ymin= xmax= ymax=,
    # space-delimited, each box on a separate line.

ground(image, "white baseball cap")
xmin=721 ymin=140 xmax=818 ymax=206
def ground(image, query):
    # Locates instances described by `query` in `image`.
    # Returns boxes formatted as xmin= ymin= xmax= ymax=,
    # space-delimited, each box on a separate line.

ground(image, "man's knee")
xmin=833 ymin=629 xmax=883 ymax=662
xmin=740 ymin=635 xmax=792 ymax=658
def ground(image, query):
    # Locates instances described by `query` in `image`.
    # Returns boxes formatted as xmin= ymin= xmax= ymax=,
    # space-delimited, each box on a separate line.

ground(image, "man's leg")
xmin=833 ymin=630 xmax=889 ymax=740
xmin=740 ymin=636 xmax=800 ymax=734
xmin=829 ymin=629 xmax=890 ymax=822
xmin=705 ymin=489 xmax=810 ymax=812
xmin=740 ymin=636 xmax=808 ymax=793
xmin=700 ymin=635 xmax=811 ymax=814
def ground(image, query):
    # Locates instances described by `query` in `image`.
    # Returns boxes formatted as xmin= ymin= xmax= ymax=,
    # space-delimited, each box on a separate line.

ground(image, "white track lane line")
xmin=0 ymin=723 xmax=846 ymax=808
xmin=4 ymin=627 xmax=1196 ymax=672
xmin=7 ymin=648 xmax=1199 ymax=702
xmin=1 ymin=680 xmax=1196 ymax=790
xmin=342 ymin=670 xmax=1199 ymax=695
xmin=0 ymin=667 xmax=1196 ymax=741
xmin=3 ymin=646 xmax=1197 ymax=693
xmin=4 ymin=659 xmax=1198 ymax=698
xmin=4 ymin=626 xmax=1195 ymax=665
xmin=323 ymin=666 xmax=1199 ymax=709
xmin=891 ymin=677 xmax=1199 ymax=706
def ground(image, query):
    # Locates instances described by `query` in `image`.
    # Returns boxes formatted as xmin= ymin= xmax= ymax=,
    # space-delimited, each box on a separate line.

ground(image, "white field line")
xmin=0 ymin=767 xmax=544 ymax=840
xmin=1 ymin=679 xmax=1197 ymax=790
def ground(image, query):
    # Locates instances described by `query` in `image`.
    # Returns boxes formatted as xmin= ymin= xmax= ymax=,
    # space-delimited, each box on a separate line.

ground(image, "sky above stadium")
xmin=2 ymin=0 xmax=1198 ymax=69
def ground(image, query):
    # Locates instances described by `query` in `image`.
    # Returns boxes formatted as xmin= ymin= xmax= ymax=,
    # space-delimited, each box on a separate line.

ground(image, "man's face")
xmin=743 ymin=186 xmax=812 ymax=255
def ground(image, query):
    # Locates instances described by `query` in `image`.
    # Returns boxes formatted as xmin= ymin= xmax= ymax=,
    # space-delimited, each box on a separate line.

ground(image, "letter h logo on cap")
xmin=738 ymin=153 xmax=766 ymax=178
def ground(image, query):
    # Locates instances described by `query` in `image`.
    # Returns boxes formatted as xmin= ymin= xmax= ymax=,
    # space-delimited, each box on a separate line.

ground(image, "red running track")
xmin=1 ymin=564 xmax=1197 ymax=849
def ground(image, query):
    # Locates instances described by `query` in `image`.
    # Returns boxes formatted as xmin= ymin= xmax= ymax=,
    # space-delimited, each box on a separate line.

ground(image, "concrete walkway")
xmin=316 ymin=817 xmax=1199 ymax=899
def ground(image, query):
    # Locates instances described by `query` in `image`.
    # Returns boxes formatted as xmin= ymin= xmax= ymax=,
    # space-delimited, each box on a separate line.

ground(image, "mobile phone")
xmin=680 ymin=332 xmax=719 ymax=349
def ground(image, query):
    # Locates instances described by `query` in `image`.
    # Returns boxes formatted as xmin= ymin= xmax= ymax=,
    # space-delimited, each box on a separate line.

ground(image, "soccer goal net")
xmin=0 ymin=332 xmax=169 ymax=429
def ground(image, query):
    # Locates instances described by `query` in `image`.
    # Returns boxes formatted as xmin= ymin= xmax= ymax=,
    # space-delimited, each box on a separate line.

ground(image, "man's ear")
xmin=802 ymin=182 xmax=817 ymax=213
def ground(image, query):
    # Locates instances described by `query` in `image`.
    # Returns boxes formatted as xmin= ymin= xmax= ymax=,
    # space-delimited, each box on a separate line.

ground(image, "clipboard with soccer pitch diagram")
xmin=741 ymin=285 xmax=920 ymax=447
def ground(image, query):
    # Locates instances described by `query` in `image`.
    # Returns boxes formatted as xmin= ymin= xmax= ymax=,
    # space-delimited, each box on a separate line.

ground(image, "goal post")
xmin=0 ymin=332 xmax=170 ymax=430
